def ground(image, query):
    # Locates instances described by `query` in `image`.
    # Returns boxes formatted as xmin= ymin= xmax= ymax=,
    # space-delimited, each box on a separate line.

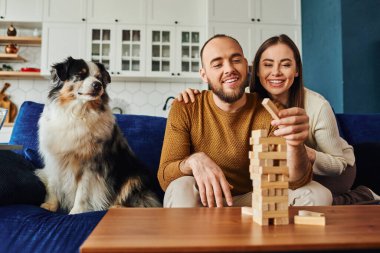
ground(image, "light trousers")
xmin=163 ymin=176 xmax=332 ymax=207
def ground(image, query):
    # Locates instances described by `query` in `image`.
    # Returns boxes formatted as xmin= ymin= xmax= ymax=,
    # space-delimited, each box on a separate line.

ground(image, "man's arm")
xmin=157 ymin=101 xmax=190 ymax=191
xmin=271 ymin=107 xmax=313 ymax=189
xmin=157 ymin=101 xmax=232 ymax=207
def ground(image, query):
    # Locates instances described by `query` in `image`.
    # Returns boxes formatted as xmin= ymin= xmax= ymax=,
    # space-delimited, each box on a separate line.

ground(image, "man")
xmin=158 ymin=34 xmax=332 ymax=208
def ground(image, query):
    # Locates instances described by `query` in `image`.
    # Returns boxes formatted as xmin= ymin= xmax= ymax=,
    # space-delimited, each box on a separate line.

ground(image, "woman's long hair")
xmin=250 ymin=34 xmax=305 ymax=108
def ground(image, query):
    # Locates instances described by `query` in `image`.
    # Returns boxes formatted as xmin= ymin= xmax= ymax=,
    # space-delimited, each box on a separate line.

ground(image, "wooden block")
xmin=279 ymin=160 xmax=287 ymax=166
xmin=249 ymin=165 xmax=289 ymax=175
xmin=252 ymin=137 xmax=286 ymax=145
xmin=268 ymin=188 xmax=275 ymax=196
xmin=276 ymin=202 xmax=288 ymax=211
xmin=267 ymin=174 xmax=276 ymax=182
xmin=274 ymin=217 xmax=289 ymax=225
xmin=252 ymin=144 xmax=269 ymax=152
xmin=252 ymin=194 xmax=288 ymax=203
xmin=253 ymin=180 xmax=289 ymax=189
xmin=278 ymin=144 xmax=287 ymax=152
xmin=251 ymin=129 xmax=268 ymax=138
xmin=241 ymin=206 xmax=253 ymax=216
xmin=275 ymin=189 xmax=282 ymax=196
xmin=294 ymin=215 xmax=326 ymax=226
xmin=262 ymin=98 xmax=280 ymax=120
xmin=257 ymin=151 xmax=287 ymax=160
xmin=250 ymin=158 xmax=274 ymax=166
xmin=253 ymin=216 xmax=269 ymax=226
xmin=298 ymin=210 xmax=325 ymax=217
xmin=260 ymin=210 xmax=288 ymax=219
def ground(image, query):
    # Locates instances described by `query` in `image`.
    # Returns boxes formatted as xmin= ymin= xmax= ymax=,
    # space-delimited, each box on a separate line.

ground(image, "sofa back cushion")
xmin=335 ymin=113 xmax=380 ymax=194
xmin=9 ymin=101 xmax=167 ymax=200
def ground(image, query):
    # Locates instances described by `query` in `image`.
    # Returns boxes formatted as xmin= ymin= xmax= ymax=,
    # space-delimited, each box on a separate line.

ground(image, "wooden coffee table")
xmin=81 ymin=205 xmax=380 ymax=252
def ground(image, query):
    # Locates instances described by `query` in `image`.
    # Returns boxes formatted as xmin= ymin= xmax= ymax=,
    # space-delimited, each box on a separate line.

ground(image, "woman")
xmin=178 ymin=34 xmax=379 ymax=204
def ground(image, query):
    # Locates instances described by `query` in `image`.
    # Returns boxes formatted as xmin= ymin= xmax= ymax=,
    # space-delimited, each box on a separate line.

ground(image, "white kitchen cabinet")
xmin=87 ymin=0 xmax=146 ymax=24
xmin=44 ymin=0 xmax=87 ymax=22
xmin=146 ymin=0 xmax=205 ymax=26
xmin=208 ymin=0 xmax=300 ymax=25
xmin=87 ymin=24 xmax=146 ymax=76
xmin=146 ymin=26 xmax=203 ymax=78
xmin=0 ymin=0 xmax=43 ymax=22
xmin=41 ymin=23 xmax=87 ymax=74
xmin=208 ymin=0 xmax=301 ymax=63
xmin=209 ymin=22 xmax=301 ymax=63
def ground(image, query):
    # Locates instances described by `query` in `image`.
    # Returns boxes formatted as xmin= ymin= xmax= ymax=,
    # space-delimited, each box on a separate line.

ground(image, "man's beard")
xmin=208 ymin=78 xmax=247 ymax=103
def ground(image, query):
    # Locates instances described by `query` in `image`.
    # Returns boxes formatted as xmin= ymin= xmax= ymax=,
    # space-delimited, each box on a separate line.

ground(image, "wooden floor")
xmin=81 ymin=205 xmax=380 ymax=253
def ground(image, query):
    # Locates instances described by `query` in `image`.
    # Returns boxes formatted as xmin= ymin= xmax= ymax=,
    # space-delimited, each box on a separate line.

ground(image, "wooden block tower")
xmin=247 ymin=129 xmax=289 ymax=225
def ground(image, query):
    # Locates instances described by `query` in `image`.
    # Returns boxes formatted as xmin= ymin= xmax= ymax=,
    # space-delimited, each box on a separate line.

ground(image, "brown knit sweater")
xmin=158 ymin=91 xmax=312 ymax=195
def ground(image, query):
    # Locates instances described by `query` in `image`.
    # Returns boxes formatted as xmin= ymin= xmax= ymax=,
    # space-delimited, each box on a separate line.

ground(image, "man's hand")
xmin=271 ymin=107 xmax=309 ymax=146
xmin=180 ymin=152 xmax=232 ymax=207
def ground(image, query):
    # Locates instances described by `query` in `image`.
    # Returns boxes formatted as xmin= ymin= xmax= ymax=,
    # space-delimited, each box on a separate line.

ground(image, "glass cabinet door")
xmin=147 ymin=27 xmax=175 ymax=76
xmin=180 ymin=30 xmax=201 ymax=74
xmin=152 ymin=30 xmax=171 ymax=72
xmin=120 ymin=29 xmax=143 ymax=73
xmin=90 ymin=28 xmax=112 ymax=70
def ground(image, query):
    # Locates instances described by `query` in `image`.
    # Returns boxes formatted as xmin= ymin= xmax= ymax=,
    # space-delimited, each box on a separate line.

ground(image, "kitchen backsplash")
xmin=2 ymin=79 xmax=207 ymax=118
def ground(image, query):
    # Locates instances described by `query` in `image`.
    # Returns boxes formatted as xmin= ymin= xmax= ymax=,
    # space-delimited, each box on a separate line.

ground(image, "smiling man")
xmin=158 ymin=34 xmax=332 ymax=208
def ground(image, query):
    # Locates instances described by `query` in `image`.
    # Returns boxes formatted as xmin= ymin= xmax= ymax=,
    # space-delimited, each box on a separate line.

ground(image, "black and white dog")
xmin=36 ymin=57 xmax=161 ymax=214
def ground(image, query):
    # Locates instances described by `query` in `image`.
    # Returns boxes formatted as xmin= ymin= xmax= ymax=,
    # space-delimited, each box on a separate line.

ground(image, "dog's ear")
xmin=52 ymin=57 xmax=74 ymax=82
xmin=96 ymin=62 xmax=111 ymax=85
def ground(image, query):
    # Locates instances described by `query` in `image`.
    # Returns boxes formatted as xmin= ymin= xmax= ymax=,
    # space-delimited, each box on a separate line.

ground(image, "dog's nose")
xmin=92 ymin=81 xmax=102 ymax=91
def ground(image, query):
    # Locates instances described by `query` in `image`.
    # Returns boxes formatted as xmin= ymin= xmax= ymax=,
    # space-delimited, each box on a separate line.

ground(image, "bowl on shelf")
xmin=5 ymin=44 xmax=18 ymax=54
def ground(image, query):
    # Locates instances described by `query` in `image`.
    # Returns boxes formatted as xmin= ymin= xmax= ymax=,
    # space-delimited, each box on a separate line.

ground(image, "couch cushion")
xmin=335 ymin=113 xmax=380 ymax=145
xmin=9 ymin=101 xmax=166 ymax=200
xmin=0 ymin=150 xmax=45 ymax=206
xmin=352 ymin=142 xmax=380 ymax=194
xmin=0 ymin=205 xmax=105 ymax=253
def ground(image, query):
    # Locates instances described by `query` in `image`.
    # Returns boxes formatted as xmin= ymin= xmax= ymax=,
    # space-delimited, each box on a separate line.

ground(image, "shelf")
xmin=0 ymin=71 xmax=45 ymax=79
xmin=0 ymin=36 xmax=41 ymax=46
xmin=0 ymin=53 xmax=26 ymax=62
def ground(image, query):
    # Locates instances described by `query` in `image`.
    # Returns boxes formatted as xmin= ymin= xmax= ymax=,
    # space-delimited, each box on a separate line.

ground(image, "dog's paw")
xmin=41 ymin=202 xmax=58 ymax=212
xmin=69 ymin=207 xmax=85 ymax=215
xmin=110 ymin=204 xmax=124 ymax=209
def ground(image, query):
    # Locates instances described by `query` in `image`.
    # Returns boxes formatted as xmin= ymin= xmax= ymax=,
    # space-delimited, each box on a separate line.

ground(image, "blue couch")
xmin=1 ymin=101 xmax=379 ymax=253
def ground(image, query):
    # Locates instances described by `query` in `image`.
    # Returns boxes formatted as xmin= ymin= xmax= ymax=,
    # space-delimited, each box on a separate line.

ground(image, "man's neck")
xmin=212 ymin=93 xmax=247 ymax=113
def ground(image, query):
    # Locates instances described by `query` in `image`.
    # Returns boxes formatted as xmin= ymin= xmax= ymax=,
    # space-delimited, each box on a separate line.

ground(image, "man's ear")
xmin=52 ymin=57 xmax=74 ymax=81
xmin=200 ymin=68 xmax=208 ymax=83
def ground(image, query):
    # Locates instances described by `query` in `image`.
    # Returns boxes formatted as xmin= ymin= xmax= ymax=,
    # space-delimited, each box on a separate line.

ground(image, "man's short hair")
xmin=200 ymin=34 xmax=244 ymax=67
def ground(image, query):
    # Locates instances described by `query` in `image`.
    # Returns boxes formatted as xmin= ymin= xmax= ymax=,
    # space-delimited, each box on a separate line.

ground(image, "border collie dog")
xmin=36 ymin=57 xmax=161 ymax=214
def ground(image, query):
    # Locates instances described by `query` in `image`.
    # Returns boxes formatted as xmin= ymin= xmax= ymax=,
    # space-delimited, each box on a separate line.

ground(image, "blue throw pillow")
xmin=0 ymin=150 xmax=46 ymax=206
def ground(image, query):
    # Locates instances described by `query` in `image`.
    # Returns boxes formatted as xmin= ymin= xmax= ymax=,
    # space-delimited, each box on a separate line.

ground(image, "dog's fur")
xmin=36 ymin=57 xmax=161 ymax=214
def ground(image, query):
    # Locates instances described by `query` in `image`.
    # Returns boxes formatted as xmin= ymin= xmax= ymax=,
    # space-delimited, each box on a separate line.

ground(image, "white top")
xmin=304 ymin=88 xmax=355 ymax=176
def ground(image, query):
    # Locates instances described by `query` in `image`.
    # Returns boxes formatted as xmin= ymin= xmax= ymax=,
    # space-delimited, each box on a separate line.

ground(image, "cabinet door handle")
xmin=171 ymin=73 xmax=175 ymax=76
xmin=251 ymin=18 xmax=255 ymax=22
xmin=174 ymin=21 xmax=178 ymax=24
xmin=82 ymin=18 xmax=86 ymax=21
xmin=257 ymin=18 xmax=261 ymax=22
xmin=117 ymin=72 xmax=120 ymax=75
xmin=115 ymin=19 xmax=119 ymax=22
xmin=0 ymin=16 xmax=4 ymax=19
xmin=177 ymin=73 xmax=180 ymax=76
